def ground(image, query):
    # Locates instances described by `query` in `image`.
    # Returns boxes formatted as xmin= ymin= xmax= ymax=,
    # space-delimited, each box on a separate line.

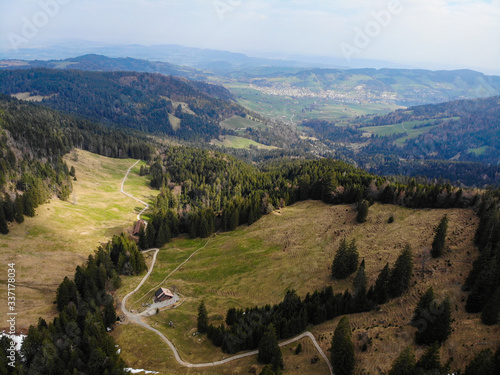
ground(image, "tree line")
xmin=0 ymin=234 xmax=146 ymax=374
xmin=201 ymin=244 xmax=414 ymax=356
xmin=0 ymin=94 xmax=154 ymax=234
xmin=136 ymin=145 xmax=478 ymax=251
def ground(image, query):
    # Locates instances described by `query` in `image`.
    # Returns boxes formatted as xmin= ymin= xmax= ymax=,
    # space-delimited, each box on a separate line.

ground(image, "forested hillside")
xmin=0 ymin=69 xmax=245 ymax=141
xmin=137 ymin=145 xmax=478 ymax=249
xmin=301 ymin=96 xmax=500 ymax=186
xmin=0 ymin=54 xmax=207 ymax=80
xmin=0 ymin=95 xmax=153 ymax=234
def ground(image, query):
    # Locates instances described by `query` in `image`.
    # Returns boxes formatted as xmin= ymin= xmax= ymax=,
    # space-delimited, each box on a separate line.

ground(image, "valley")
xmin=0 ymin=150 xmax=152 ymax=329
xmin=0 ymin=44 xmax=499 ymax=375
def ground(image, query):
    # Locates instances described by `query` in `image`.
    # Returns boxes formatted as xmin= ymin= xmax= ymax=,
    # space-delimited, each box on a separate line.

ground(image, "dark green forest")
xmin=0 ymin=69 xmax=246 ymax=141
xmin=303 ymin=96 xmax=500 ymax=186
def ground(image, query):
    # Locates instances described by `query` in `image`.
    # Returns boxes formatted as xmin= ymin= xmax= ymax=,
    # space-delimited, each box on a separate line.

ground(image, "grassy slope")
xmin=220 ymin=115 xmax=265 ymax=130
xmin=360 ymin=117 xmax=460 ymax=145
xmin=0 ymin=149 xmax=153 ymax=330
xmin=211 ymin=135 xmax=277 ymax=150
xmin=114 ymin=201 xmax=499 ymax=374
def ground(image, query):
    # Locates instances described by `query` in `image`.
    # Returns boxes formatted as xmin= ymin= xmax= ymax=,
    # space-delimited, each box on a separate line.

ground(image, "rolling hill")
xmin=0 ymin=68 xmax=245 ymax=141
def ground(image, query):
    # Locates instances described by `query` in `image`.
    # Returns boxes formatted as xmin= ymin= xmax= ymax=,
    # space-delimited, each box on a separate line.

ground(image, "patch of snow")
xmin=117 ymin=348 xmax=121 ymax=354
xmin=0 ymin=331 xmax=26 ymax=351
xmin=124 ymin=368 xmax=159 ymax=374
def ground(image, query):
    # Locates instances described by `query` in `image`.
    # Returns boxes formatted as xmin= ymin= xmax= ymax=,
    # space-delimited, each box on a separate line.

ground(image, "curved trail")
xmin=121 ymin=160 xmax=149 ymax=221
xmin=120 ymin=161 xmax=333 ymax=374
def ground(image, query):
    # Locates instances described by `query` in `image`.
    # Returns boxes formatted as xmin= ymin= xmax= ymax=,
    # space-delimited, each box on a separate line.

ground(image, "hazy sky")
xmin=1 ymin=0 xmax=499 ymax=73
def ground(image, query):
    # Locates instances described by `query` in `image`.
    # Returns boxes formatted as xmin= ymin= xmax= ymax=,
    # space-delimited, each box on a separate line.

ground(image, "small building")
xmin=154 ymin=288 xmax=174 ymax=303
xmin=133 ymin=219 xmax=147 ymax=236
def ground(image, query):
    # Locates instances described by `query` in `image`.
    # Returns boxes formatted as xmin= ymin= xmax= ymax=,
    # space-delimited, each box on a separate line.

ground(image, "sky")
xmin=0 ymin=0 xmax=499 ymax=74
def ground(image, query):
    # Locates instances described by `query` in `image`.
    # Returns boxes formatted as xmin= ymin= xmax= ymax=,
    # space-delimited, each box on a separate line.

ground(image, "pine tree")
xmin=389 ymin=245 xmax=413 ymax=298
xmin=3 ymin=194 xmax=14 ymax=222
xmin=431 ymin=215 xmax=448 ymax=258
xmin=353 ymin=259 xmax=369 ymax=312
xmin=412 ymin=288 xmax=451 ymax=345
xmin=356 ymin=200 xmax=369 ymax=223
xmin=103 ymin=297 xmax=117 ymax=328
xmin=69 ymin=166 xmax=76 ymax=177
xmin=481 ymin=287 xmax=500 ymax=325
xmin=331 ymin=317 xmax=355 ymax=375
xmin=55 ymin=277 xmax=78 ymax=312
xmin=353 ymin=259 xmax=367 ymax=293
xmin=0 ymin=202 xmax=8 ymax=235
xmin=14 ymin=194 xmax=24 ymax=224
xmin=258 ymin=324 xmax=283 ymax=371
xmin=23 ymin=190 xmax=35 ymax=217
xmin=138 ymin=225 xmax=147 ymax=250
xmin=464 ymin=349 xmax=496 ymax=375
xmin=415 ymin=342 xmax=443 ymax=374
xmin=388 ymin=346 xmax=416 ymax=375
xmin=197 ymin=301 xmax=208 ymax=333
xmin=371 ymin=263 xmax=391 ymax=305
xmin=145 ymin=223 xmax=156 ymax=249
xmin=332 ymin=239 xmax=359 ymax=279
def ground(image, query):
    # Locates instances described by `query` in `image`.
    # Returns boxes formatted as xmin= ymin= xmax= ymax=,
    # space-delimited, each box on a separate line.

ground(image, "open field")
xmin=115 ymin=200 xmax=499 ymax=374
xmin=11 ymin=92 xmax=56 ymax=102
xmin=211 ymin=135 xmax=277 ymax=150
xmin=220 ymin=115 xmax=266 ymax=130
xmin=0 ymin=149 xmax=153 ymax=330
xmin=360 ymin=117 xmax=460 ymax=145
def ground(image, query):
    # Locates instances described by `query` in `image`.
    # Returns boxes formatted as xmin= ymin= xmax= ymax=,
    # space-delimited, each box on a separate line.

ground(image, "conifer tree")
xmin=464 ymin=349 xmax=496 ymax=375
xmin=412 ymin=288 xmax=451 ymax=345
xmin=415 ymin=342 xmax=443 ymax=374
xmin=371 ymin=263 xmax=391 ymax=305
xmin=431 ymin=215 xmax=448 ymax=258
xmin=356 ymin=199 xmax=369 ymax=223
xmin=481 ymin=287 xmax=500 ymax=325
xmin=197 ymin=301 xmax=208 ymax=333
xmin=138 ymin=225 xmax=147 ymax=250
xmin=332 ymin=239 xmax=359 ymax=279
xmin=353 ymin=259 xmax=369 ymax=312
xmin=331 ymin=317 xmax=355 ymax=375
xmin=389 ymin=245 xmax=413 ymax=298
xmin=0 ymin=202 xmax=8 ymax=235
xmin=258 ymin=324 xmax=283 ymax=371
xmin=23 ymin=190 xmax=35 ymax=217
xmin=3 ymin=194 xmax=14 ymax=222
xmin=145 ymin=223 xmax=156 ymax=249
xmin=55 ymin=277 xmax=78 ymax=312
xmin=388 ymin=346 xmax=416 ymax=375
xmin=14 ymin=194 xmax=24 ymax=223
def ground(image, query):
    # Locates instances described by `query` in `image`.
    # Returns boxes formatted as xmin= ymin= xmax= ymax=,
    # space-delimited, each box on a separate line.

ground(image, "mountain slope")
xmin=0 ymin=53 xmax=209 ymax=80
xmin=0 ymin=69 xmax=244 ymax=141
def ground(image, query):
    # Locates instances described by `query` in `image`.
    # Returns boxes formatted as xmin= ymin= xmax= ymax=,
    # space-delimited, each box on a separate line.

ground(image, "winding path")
xmin=120 ymin=161 xmax=333 ymax=374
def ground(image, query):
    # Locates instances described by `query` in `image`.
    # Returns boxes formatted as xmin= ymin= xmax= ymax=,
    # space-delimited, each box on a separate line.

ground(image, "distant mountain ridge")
xmin=0 ymin=54 xmax=208 ymax=80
